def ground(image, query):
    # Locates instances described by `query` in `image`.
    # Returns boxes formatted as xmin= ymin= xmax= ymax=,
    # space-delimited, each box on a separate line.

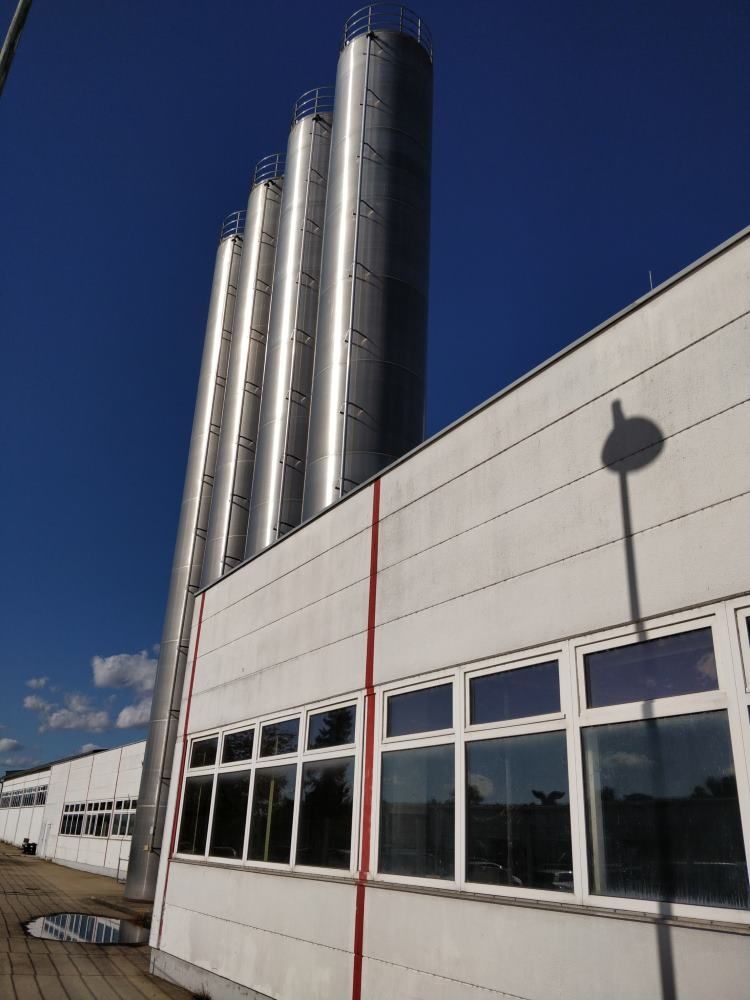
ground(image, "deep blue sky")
xmin=1 ymin=0 xmax=748 ymax=772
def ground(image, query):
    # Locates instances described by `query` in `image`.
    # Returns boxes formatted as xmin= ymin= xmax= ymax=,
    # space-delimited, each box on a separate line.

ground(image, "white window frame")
xmin=570 ymin=603 xmax=750 ymax=924
xmin=174 ymin=696 xmax=363 ymax=878
xmin=461 ymin=644 xmax=580 ymax=903
xmin=373 ymin=671 xmax=460 ymax=890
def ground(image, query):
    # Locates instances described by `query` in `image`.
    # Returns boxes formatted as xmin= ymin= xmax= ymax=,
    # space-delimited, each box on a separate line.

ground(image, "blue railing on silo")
xmin=342 ymin=4 xmax=432 ymax=59
xmin=252 ymin=153 xmax=286 ymax=187
xmin=292 ymin=86 xmax=336 ymax=125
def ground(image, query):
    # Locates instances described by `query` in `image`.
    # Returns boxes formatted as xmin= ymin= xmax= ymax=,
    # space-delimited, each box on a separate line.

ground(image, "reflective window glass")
xmin=177 ymin=774 xmax=214 ymax=855
xmin=248 ymin=764 xmax=296 ymax=863
xmin=222 ymin=729 xmax=255 ymax=764
xmin=386 ymin=684 xmax=452 ymax=738
xmin=209 ymin=770 xmax=250 ymax=860
xmin=259 ymin=719 xmax=299 ymax=757
xmin=582 ymin=711 xmax=749 ymax=908
xmin=466 ymin=731 xmax=572 ymax=891
xmin=190 ymin=736 xmax=218 ymax=768
xmin=379 ymin=745 xmax=455 ymax=879
xmin=296 ymin=758 xmax=354 ymax=868
xmin=584 ymin=628 xmax=717 ymax=708
xmin=308 ymin=706 xmax=356 ymax=750
xmin=470 ymin=661 xmax=560 ymax=725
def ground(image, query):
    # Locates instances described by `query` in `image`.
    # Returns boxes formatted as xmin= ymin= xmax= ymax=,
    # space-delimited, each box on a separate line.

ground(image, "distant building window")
xmin=84 ymin=801 xmax=113 ymax=837
xmin=59 ymin=803 xmax=85 ymax=836
xmin=112 ymin=799 xmax=138 ymax=837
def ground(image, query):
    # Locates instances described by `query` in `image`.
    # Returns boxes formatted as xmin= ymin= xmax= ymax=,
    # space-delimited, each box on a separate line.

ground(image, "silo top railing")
xmin=342 ymin=4 xmax=432 ymax=59
xmin=219 ymin=210 xmax=246 ymax=241
xmin=292 ymin=86 xmax=335 ymax=125
xmin=253 ymin=153 xmax=286 ymax=187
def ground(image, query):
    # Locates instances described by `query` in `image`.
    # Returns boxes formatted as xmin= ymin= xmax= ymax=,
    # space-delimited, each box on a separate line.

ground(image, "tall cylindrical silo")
xmin=201 ymin=156 xmax=285 ymax=584
xmin=125 ymin=211 xmax=244 ymax=901
xmin=245 ymin=89 xmax=334 ymax=558
xmin=301 ymin=5 xmax=433 ymax=521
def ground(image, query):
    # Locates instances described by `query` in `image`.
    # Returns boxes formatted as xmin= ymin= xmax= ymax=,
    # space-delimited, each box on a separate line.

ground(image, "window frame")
xmin=569 ymin=604 xmax=750 ymax=923
xmin=173 ymin=697 xmax=363 ymax=877
xmin=373 ymin=672 xmax=460 ymax=890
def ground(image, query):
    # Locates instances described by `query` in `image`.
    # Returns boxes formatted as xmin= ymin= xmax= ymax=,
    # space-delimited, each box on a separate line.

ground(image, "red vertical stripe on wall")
xmin=352 ymin=478 xmax=381 ymax=1000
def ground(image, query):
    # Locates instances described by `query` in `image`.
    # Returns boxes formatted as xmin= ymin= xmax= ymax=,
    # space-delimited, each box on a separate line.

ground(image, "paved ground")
xmin=0 ymin=842 xmax=192 ymax=1000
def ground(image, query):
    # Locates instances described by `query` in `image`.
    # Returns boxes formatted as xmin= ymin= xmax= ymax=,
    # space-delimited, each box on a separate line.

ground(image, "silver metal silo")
xmin=245 ymin=89 xmax=334 ymax=558
xmin=301 ymin=5 xmax=433 ymax=520
xmin=125 ymin=210 xmax=244 ymax=901
xmin=201 ymin=156 xmax=285 ymax=584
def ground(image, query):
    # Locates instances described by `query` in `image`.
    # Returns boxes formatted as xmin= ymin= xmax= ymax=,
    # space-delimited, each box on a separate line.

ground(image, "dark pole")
xmin=0 ymin=0 xmax=33 ymax=97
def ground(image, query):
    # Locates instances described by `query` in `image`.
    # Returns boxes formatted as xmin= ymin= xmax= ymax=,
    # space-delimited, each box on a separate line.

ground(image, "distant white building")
xmin=0 ymin=740 xmax=144 ymax=879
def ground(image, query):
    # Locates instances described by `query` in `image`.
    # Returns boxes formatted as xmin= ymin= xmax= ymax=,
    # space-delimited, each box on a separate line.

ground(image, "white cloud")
xmin=23 ymin=694 xmax=50 ymax=712
xmin=92 ymin=650 xmax=157 ymax=694
xmin=26 ymin=676 xmax=48 ymax=689
xmin=0 ymin=738 xmax=21 ymax=754
xmin=79 ymin=743 xmax=101 ymax=753
xmin=24 ymin=692 xmax=110 ymax=733
xmin=116 ymin=697 xmax=152 ymax=729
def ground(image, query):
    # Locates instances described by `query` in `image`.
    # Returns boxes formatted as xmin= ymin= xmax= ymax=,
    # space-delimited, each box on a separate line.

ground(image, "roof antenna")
xmin=648 ymin=269 xmax=654 ymax=291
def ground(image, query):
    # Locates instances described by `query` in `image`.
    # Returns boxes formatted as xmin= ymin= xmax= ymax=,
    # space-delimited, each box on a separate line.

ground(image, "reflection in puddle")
xmin=24 ymin=912 xmax=149 ymax=945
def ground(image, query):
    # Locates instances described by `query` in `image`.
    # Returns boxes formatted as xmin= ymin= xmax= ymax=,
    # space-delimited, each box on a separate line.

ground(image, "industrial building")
xmin=145 ymin=222 xmax=750 ymax=1000
xmin=3 ymin=4 xmax=748 ymax=1000
xmin=0 ymin=741 xmax=145 ymax=880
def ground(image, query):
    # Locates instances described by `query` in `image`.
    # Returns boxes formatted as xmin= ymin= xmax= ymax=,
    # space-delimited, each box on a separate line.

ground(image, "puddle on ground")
xmin=24 ymin=912 xmax=149 ymax=945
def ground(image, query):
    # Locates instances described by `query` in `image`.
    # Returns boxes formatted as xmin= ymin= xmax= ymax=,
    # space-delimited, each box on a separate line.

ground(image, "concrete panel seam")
xmin=377 ymin=489 xmax=750 ymax=629
xmin=379 ymin=395 xmax=750 ymax=574
xmin=200 ymin=520 xmax=372 ymax=625
xmin=361 ymin=952 xmax=536 ymax=1000
xmin=188 ymin=628 xmax=367 ymax=702
xmin=199 ymin=569 xmax=371 ymax=657
xmin=378 ymin=308 xmax=750 ymax=527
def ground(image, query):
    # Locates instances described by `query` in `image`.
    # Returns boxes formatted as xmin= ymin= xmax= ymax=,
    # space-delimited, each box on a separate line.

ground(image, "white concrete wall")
xmin=152 ymin=230 xmax=750 ymax=1000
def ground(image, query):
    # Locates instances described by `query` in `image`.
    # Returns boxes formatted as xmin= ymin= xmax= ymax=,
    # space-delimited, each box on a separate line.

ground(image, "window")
xmin=469 ymin=661 xmax=560 ymax=725
xmin=112 ymin=799 xmax=138 ymax=837
xmin=175 ymin=703 xmax=359 ymax=871
xmin=579 ymin=622 xmax=750 ymax=912
xmin=387 ymin=683 xmax=452 ymax=737
xmin=379 ymin=682 xmax=455 ymax=880
xmin=59 ymin=803 xmax=85 ymax=836
xmin=35 ymin=786 xmax=48 ymax=806
xmin=209 ymin=772 xmax=250 ymax=859
xmin=466 ymin=731 xmax=572 ymax=891
xmin=583 ymin=711 xmax=748 ymax=908
xmin=248 ymin=764 xmax=296 ymax=863
xmin=584 ymin=628 xmax=717 ymax=708
xmin=380 ymin=743 xmax=455 ymax=879
xmin=222 ymin=728 xmax=254 ymax=763
xmin=190 ymin=736 xmax=218 ymax=768
xmin=260 ymin=718 xmax=299 ymax=757
xmin=84 ymin=801 xmax=113 ymax=837
xmin=177 ymin=775 xmax=213 ymax=854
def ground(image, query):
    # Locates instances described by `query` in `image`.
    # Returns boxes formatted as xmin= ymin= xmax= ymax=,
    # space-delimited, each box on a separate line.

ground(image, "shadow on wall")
xmin=602 ymin=400 xmax=676 ymax=1000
